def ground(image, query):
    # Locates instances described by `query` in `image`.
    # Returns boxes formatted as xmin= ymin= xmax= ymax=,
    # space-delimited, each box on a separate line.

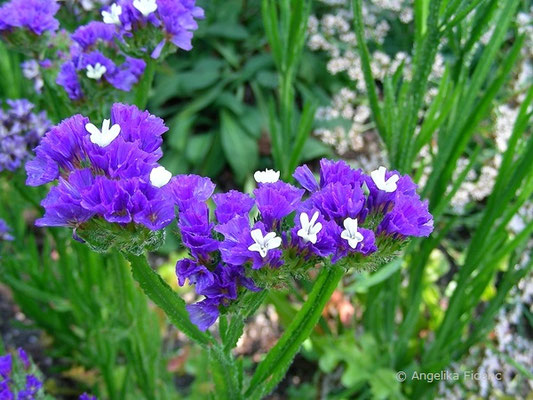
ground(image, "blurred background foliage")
xmin=0 ymin=0 xmax=532 ymax=399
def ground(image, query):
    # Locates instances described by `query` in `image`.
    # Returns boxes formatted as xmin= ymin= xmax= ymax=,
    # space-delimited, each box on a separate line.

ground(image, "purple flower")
xmin=166 ymin=174 xmax=215 ymax=211
xmin=71 ymin=21 xmax=117 ymax=50
xmin=333 ymin=218 xmax=377 ymax=262
xmin=176 ymin=258 xmax=215 ymax=292
xmin=27 ymin=103 xmax=175 ymax=233
xmin=17 ymin=374 xmax=42 ymax=399
xmin=0 ymin=0 xmax=59 ymax=36
xmin=0 ymin=380 xmax=13 ymax=400
xmin=319 ymin=159 xmax=363 ymax=187
xmin=16 ymin=349 xmax=29 ymax=370
xmin=215 ymin=216 xmax=282 ymax=270
xmin=157 ymin=0 xmax=204 ymax=51
xmin=309 ymin=182 xmax=365 ymax=223
xmin=56 ymin=62 xmax=84 ymax=100
xmin=0 ymin=99 xmax=51 ymax=173
xmin=0 ymin=354 xmax=12 ymax=379
xmin=80 ymin=394 xmax=97 ymax=400
xmin=253 ymin=181 xmax=304 ymax=229
xmin=178 ymin=202 xmax=219 ymax=260
xmin=26 ymin=114 xmax=89 ymax=185
xmin=293 ymin=164 xmax=319 ymax=192
xmin=289 ymin=210 xmax=338 ymax=258
xmin=0 ymin=219 xmax=14 ymax=241
xmin=212 ymin=190 xmax=254 ymax=224
xmin=36 ymin=169 xmax=96 ymax=228
xmin=57 ymin=23 xmax=146 ymax=99
xmin=110 ymin=103 xmax=167 ymax=155
xmin=115 ymin=0 xmax=204 ymax=59
xmin=378 ymin=196 xmax=433 ymax=238
xmin=186 ymin=299 xmax=220 ymax=332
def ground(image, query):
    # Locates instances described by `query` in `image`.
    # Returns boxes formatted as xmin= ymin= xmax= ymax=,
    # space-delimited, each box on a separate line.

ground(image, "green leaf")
xmin=205 ymin=22 xmax=249 ymax=40
xmin=220 ymin=110 xmax=258 ymax=183
xmin=370 ymin=368 xmax=403 ymax=400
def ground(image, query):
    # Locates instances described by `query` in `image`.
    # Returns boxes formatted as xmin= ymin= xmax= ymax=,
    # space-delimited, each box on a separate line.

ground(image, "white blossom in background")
xmin=254 ymin=169 xmax=280 ymax=184
xmin=308 ymin=0 xmax=446 ymax=161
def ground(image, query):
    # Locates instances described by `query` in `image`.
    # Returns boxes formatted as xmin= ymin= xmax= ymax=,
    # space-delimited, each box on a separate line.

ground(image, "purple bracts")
xmin=0 ymin=0 xmax=59 ymax=35
xmin=57 ymin=20 xmax=146 ymax=100
xmin=0 ymin=99 xmax=51 ymax=173
xmin=114 ymin=0 xmax=204 ymax=58
xmin=26 ymin=103 xmax=174 ymax=232
xmin=0 ymin=348 xmax=42 ymax=399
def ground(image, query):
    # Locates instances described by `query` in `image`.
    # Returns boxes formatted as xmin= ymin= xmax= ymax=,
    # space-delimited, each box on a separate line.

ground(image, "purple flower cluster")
xmin=24 ymin=105 xmax=432 ymax=332
xmin=0 ymin=0 xmax=59 ymax=36
xmin=101 ymin=0 xmax=204 ymax=58
xmin=0 ymin=99 xmax=51 ymax=173
xmin=25 ymin=103 xmax=175 ymax=234
xmin=0 ymin=348 xmax=43 ymax=400
xmin=171 ymin=176 xmax=261 ymax=330
xmin=174 ymin=160 xmax=433 ymax=331
xmin=57 ymin=21 xmax=146 ymax=100
xmin=0 ymin=219 xmax=14 ymax=241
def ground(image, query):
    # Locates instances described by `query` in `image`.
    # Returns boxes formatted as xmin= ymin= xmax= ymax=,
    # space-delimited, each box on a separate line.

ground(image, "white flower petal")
xmin=300 ymin=212 xmax=310 ymax=229
xmin=310 ymin=222 xmax=322 ymax=236
xmin=150 ymin=166 xmax=172 ymax=188
xmin=250 ymin=229 xmax=264 ymax=245
xmin=310 ymin=211 xmax=320 ymax=226
xmin=266 ymin=236 xmax=282 ymax=250
xmin=254 ymin=168 xmax=280 ymax=184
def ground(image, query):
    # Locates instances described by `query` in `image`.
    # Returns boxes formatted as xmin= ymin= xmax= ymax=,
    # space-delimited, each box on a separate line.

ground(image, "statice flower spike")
xmin=102 ymin=3 xmax=122 ymax=25
xmin=340 ymin=218 xmax=364 ymax=249
xmin=370 ymin=166 xmax=399 ymax=193
xmin=254 ymin=168 xmax=280 ymax=184
xmin=248 ymin=229 xmax=282 ymax=258
xmin=297 ymin=211 xmax=322 ymax=244
xmin=150 ymin=166 xmax=172 ymax=188
xmin=86 ymin=119 xmax=121 ymax=147
xmin=133 ymin=0 xmax=157 ymax=16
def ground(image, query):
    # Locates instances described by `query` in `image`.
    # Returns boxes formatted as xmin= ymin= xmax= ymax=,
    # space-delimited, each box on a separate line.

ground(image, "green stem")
xmin=134 ymin=59 xmax=156 ymax=109
xmin=245 ymin=265 xmax=344 ymax=398
xmin=125 ymin=253 xmax=214 ymax=347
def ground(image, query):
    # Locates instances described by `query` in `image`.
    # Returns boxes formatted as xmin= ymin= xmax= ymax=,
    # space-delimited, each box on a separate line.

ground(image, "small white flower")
xmin=341 ymin=218 xmax=364 ymax=249
xmin=254 ymin=169 xmax=280 ymax=184
xmin=102 ymin=3 xmax=122 ymax=25
xmin=248 ymin=229 xmax=282 ymax=258
xmin=133 ymin=0 xmax=157 ymax=16
xmin=86 ymin=63 xmax=107 ymax=80
xmin=297 ymin=211 xmax=322 ymax=244
xmin=370 ymin=166 xmax=399 ymax=193
xmin=150 ymin=166 xmax=172 ymax=188
xmin=86 ymin=119 xmax=121 ymax=147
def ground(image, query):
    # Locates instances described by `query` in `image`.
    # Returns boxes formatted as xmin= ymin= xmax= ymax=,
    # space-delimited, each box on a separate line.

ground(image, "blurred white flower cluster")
xmin=307 ymin=0 xmax=443 ymax=169
xmin=310 ymin=2 xmax=531 ymax=214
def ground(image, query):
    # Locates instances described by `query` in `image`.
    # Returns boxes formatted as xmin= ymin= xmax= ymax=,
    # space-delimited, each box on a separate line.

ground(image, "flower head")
xmin=27 ymin=104 xmax=174 ymax=249
xmin=0 ymin=99 xmax=51 ymax=173
xmin=0 ymin=0 xmax=59 ymax=36
xmin=113 ymin=0 xmax=204 ymax=58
